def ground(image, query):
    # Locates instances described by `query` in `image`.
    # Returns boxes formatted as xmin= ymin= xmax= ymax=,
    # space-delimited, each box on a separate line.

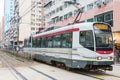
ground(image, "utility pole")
xmin=16 ymin=18 xmax=19 ymax=54
xmin=16 ymin=10 xmax=20 ymax=54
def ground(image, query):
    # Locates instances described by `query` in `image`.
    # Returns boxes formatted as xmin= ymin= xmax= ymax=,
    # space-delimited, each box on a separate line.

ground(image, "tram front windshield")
xmin=94 ymin=23 xmax=113 ymax=50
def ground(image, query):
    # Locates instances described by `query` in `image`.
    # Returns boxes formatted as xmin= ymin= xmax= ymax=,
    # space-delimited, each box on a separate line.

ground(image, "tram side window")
xmin=47 ymin=36 xmax=53 ymax=48
xmin=32 ymin=38 xmax=41 ymax=48
xmin=24 ymin=39 xmax=30 ymax=47
xmin=32 ymin=38 xmax=37 ymax=47
xmin=37 ymin=38 xmax=41 ymax=47
xmin=53 ymin=35 xmax=61 ymax=48
xmin=62 ymin=33 xmax=72 ymax=48
xmin=41 ymin=38 xmax=46 ymax=48
xmin=80 ymin=30 xmax=94 ymax=50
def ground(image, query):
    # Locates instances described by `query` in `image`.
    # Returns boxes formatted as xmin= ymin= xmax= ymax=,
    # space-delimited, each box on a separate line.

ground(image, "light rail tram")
xmin=24 ymin=22 xmax=114 ymax=71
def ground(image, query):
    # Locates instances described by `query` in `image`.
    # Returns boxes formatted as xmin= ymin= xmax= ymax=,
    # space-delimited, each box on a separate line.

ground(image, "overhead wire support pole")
xmin=72 ymin=3 xmax=83 ymax=23
xmin=30 ymin=34 xmax=33 ymax=60
xmin=73 ymin=9 xmax=82 ymax=23
xmin=16 ymin=16 xmax=20 ymax=55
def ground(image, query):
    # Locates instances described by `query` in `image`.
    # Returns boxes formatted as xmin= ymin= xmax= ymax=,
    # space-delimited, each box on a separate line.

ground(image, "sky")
xmin=0 ymin=0 xmax=4 ymax=21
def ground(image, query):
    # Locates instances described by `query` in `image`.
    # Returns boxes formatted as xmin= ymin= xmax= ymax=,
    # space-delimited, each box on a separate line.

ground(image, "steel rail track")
xmin=9 ymin=54 xmax=103 ymax=80
xmin=2 ymin=53 xmax=57 ymax=80
xmin=104 ymin=73 xmax=120 ymax=79
xmin=0 ymin=54 xmax=28 ymax=80
xmin=29 ymin=67 xmax=57 ymax=80
xmin=3 ymin=51 xmax=120 ymax=80
xmin=71 ymin=69 xmax=104 ymax=80
xmin=73 ymin=69 xmax=120 ymax=80
xmin=3 ymin=53 xmax=104 ymax=80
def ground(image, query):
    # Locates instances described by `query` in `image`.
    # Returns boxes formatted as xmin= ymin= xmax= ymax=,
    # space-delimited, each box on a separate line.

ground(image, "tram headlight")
xmin=97 ymin=56 xmax=102 ymax=60
xmin=108 ymin=56 xmax=112 ymax=60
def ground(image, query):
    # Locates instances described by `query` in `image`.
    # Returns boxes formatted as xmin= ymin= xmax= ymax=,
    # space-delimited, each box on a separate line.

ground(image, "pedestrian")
xmin=116 ymin=50 xmax=120 ymax=63
xmin=16 ymin=46 xmax=19 ymax=51
xmin=117 ymin=50 xmax=120 ymax=63
xmin=19 ymin=44 xmax=23 ymax=51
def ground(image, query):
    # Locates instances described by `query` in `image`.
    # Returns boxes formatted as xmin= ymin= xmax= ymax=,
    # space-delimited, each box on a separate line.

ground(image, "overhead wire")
xmin=19 ymin=0 xmax=26 ymax=9
xmin=4 ymin=1 xmax=40 ymax=28
xmin=20 ymin=2 xmax=39 ymax=19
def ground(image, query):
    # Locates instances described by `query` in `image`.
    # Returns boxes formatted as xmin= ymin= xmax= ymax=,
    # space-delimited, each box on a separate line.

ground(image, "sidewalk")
xmin=0 ymin=49 xmax=32 ymax=60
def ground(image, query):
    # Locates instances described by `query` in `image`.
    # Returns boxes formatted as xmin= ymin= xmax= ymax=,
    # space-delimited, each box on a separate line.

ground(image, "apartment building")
xmin=4 ymin=0 xmax=44 ymax=47
xmin=4 ymin=0 xmax=14 ymax=47
xmin=4 ymin=0 xmax=14 ymax=32
xmin=0 ymin=17 xmax=4 ymax=41
xmin=18 ymin=0 xmax=44 ymax=45
xmin=0 ymin=17 xmax=5 ymax=48
xmin=44 ymin=0 xmax=120 ymax=45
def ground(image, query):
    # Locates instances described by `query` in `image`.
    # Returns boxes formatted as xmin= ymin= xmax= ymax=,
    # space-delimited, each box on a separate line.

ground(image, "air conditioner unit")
xmin=103 ymin=0 xmax=109 ymax=5
xmin=64 ymin=0 xmax=79 ymax=5
xmin=96 ymin=0 xmax=102 ymax=7
xmin=102 ymin=0 xmax=106 ymax=5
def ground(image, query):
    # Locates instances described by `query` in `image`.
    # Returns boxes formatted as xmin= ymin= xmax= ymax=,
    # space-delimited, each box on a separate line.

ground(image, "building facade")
xmin=18 ymin=0 xmax=44 ymax=45
xmin=4 ymin=0 xmax=44 ymax=47
xmin=44 ymin=0 xmax=120 ymax=45
xmin=4 ymin=0 xmax=14 ymax=32
xmin=0 ymin=17 xmax=4 ymax=41
xmin=4 ymin=0 xmax=14 ymax=47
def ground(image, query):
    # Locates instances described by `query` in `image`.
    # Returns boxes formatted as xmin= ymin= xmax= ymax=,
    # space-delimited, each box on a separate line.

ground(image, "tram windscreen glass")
xmin=94 ymin=23 xmax=113 ymax=49
xmin=94 ymin=23 xmax=110 ymax=30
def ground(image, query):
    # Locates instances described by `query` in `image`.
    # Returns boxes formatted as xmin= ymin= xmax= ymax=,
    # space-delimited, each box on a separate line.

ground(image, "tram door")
xmin=71 ymin=30 xmax=95 ymax=68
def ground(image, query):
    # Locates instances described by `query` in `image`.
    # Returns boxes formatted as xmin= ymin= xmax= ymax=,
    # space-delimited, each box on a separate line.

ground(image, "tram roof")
xmin=32 ymin=22 xmax=109 ymax=38
xmin=32 ymin=22 xmax=95 ymax=37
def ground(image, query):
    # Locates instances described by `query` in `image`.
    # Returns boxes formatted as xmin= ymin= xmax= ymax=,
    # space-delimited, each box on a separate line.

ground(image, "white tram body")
xmin=24 ymin=22 xmax=114 ymax=70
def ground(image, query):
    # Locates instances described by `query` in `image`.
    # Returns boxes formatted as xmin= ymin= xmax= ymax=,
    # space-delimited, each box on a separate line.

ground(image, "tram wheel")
xmin=65 ymin=66 xmax=73 ymax=71
xmin=51 ymin=61 xmax=57 ymax=66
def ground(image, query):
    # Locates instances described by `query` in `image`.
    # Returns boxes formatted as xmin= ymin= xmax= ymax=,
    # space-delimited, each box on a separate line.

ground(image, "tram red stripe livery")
xmin=96 ymin=50 xmax=113 ymax=54
xmin=55 ymin=28 xmax=79 ymax=34
xmin=35 ymin=28 xmax=79 ymax=38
